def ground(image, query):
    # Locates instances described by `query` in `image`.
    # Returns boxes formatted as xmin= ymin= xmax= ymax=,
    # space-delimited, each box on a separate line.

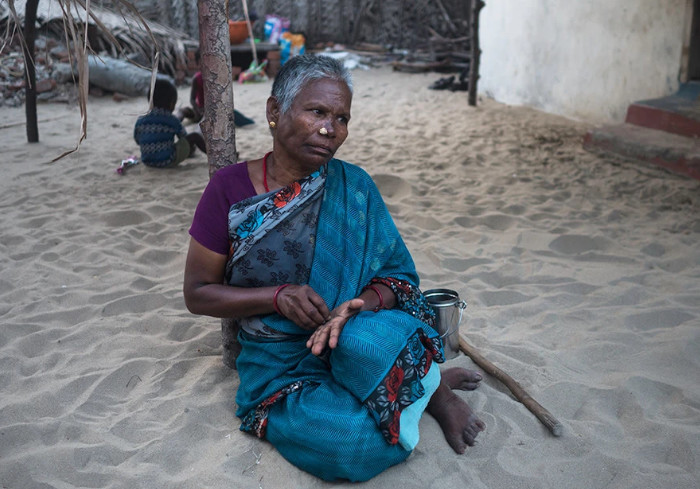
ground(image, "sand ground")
xmin=1 ymin=64 xmax=699 ymax=489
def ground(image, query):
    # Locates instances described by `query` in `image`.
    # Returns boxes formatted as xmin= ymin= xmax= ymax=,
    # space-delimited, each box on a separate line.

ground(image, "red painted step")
xmin=583 ymin=123 xmax=700 ymax=180
xmin=625 ymin=95 xmax=700 ymax=139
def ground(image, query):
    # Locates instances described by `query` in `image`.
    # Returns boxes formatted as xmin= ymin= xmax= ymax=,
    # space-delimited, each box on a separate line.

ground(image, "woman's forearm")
xmin=184 ymin=282 xmax=277 ymax=318
xmin=184 ymin=276 xmax=397 ymax=320
xmin=359 ymin=283 xmax=396 ymax=312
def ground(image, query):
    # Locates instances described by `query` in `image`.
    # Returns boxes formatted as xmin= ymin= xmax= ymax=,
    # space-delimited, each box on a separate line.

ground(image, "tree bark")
xmin=198 ymin=0 xmax=237 ymax=177
xmin=198 ymin=0 xmax=239 ymax=368
xmin=24 ymin=0 xmax=40 ymax=143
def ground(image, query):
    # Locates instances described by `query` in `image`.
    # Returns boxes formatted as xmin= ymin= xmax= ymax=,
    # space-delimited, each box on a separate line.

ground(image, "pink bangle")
xmin=273 ymin=284 xmax=291 ymax=316
xmin=364 ymin=285 xmax=384 ymax=312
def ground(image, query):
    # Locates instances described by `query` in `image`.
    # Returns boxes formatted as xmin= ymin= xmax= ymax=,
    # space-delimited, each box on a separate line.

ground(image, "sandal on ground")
xmin=429 ymin=76 xmax=455 ymax=90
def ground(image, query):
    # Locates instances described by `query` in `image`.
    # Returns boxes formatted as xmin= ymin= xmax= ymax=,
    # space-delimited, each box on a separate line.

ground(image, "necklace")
xmin=262 ymin=151 xmax=272 ymax=193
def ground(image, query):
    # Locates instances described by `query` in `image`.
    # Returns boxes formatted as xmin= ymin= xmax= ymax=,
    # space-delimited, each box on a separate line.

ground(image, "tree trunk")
xmin=197 ymin=0 xmax=239 ymax=368
xmin=198 ymin=0 xmax=237 ymax=176
xmin=24 ymin=0 xmax=40 ymax=143
xmin=87 ymin=54 xmax=153 ymax=96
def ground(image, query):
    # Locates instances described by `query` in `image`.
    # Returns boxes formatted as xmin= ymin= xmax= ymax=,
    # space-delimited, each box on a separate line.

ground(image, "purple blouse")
xmin=189 ymin=162 xmax=256 ymax=255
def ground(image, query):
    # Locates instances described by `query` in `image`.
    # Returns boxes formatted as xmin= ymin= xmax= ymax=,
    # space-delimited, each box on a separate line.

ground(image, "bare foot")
xmin=441 ymin=367 xmax=483 ymax=391
xmin=428 ymin=382 xmax=486 ymax=454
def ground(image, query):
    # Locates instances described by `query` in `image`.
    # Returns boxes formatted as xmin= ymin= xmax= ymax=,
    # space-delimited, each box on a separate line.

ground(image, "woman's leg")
xmin=428 ymin=367 xmax=486 ymax=454
xmin=265 ymin=381 xmax=410 ymax=482
xmin=441 ymin=366 xmax=483 ymax=391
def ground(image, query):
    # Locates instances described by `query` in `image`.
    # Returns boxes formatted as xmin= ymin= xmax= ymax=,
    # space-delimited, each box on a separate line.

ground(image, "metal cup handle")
xmin=457 ymin=300 xmax=467 ymax=326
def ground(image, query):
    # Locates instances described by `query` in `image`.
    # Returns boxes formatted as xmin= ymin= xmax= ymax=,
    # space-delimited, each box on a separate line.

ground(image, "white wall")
xmin=479 ymin=0 xmax=690 ymax=123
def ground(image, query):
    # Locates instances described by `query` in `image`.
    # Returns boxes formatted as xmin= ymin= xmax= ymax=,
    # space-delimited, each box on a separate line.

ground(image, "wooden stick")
xmin=0 ymin=115 xmax=70 ymax=130
xmin=434 ymin=0 xmax=459 ymax=36
xmin=458 ymin=335 xmax=563 ymax=437
xmin=468 ymin=0 xmax=485 ymax=106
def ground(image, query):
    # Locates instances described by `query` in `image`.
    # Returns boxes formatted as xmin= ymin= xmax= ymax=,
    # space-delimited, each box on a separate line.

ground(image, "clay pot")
xmin=228 ymin=20 xmax=249 ymax=45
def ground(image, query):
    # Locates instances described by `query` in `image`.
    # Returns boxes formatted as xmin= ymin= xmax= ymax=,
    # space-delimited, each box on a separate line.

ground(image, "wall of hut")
xmin=479 ymin=0 xmax=691 ymax=123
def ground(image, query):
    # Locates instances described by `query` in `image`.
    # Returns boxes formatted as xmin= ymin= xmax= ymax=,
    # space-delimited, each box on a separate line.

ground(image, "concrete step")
xmin=625 ymin=82 xmax=700 ymax=138
xmin=583 ymin=123 xmax=700 ymax=180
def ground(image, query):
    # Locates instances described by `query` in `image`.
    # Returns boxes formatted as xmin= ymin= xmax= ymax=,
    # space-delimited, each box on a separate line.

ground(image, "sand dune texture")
xmin=1 ymin=65 xmax=699 ymax=489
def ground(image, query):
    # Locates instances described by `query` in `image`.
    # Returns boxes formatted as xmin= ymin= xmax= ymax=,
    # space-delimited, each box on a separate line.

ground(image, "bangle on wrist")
xmin=363 ymin=285 xmax=384 ymax=312
xmin=273 ymin=284 xmax=291 ymax=316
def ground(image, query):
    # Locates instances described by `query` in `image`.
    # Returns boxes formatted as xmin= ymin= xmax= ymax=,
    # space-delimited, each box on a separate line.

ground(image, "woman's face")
xmin=272 ymin=78 xmax=352 ymax=171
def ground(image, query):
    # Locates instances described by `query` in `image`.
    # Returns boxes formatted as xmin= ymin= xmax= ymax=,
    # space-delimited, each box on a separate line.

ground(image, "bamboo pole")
xmin=241 ymin=0 xmax=258 ymax=66
xmin=459 ymin=335 xmax=563 ymax=437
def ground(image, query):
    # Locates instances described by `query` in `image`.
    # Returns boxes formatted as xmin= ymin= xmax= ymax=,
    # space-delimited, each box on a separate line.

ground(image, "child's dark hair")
xmin=149 ymin=79 xmax=178 ymax=110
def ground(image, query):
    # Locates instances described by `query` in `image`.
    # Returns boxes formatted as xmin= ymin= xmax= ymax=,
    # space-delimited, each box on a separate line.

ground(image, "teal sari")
xmin=230 ymin=159 xmax=444 ymax=481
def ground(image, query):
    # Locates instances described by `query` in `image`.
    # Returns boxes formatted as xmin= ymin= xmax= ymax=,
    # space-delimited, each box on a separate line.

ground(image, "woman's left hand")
xmin=306 ymin=298 xmax=365 ymax=356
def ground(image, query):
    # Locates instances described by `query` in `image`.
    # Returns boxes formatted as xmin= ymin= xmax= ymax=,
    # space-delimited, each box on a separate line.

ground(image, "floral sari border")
xmin=363 ymin=329 xmax=442 ymax=445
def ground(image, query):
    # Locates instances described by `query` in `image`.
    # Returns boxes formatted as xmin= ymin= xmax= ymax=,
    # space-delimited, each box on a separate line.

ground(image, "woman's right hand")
xmin=306 ymin=298 xmax=364 ymax=356
xmin=275 ymin=284 xmax=331 ymax=330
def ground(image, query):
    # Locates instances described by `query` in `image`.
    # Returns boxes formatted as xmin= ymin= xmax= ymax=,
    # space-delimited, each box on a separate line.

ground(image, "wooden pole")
xmin=459 ymin=335 xmax=563 ymax=437
xmin=23 ymin=0 xmax=39 ymax=143
xmin=350 ymin=0 xmax=376 ymax=46
xmin=468 ymin=0 xmax=485 ymax=106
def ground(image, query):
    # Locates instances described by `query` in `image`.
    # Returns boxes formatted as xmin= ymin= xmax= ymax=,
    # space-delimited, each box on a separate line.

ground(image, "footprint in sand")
xmin=372 ymin=173 xmax=412 ymax=200
xmin=479 ymin=214 xmax=514 ymax=231
xmin=479 ymin=290 xmax=535 ymax=307
xmin=101 ymin=209 xmax=151 ymax=227
xmin=409 ymin=215 xmax=443 ymax=231
xmin=624 ymin=309 xmax=695 ymax=331
xmin=548 ymin=234 xmax=609 ymax=255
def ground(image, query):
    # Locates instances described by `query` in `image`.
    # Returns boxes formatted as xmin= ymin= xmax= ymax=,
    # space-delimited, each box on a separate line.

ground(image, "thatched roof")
xmin=1 ymin=0 xmax=200 ymax=160
xmin=1 ymin=1 xmax=197 ymax=77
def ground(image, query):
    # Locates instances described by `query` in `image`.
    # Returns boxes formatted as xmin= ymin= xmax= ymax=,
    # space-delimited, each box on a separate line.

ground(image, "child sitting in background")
xmin=177 ymin=50 xmax=255 ymax=127
xmin=134 ymin=78 xmax=207 ymax=168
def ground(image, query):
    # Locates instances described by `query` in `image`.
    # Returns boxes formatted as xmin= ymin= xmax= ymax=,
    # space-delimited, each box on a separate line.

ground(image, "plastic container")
xmin=228 ymin=20 xmax=248 ymax=45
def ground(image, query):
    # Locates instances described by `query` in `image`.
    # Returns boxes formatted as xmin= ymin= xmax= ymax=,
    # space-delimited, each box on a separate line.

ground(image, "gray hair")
xmin=271 ymin=54 xmax=353 ymax=114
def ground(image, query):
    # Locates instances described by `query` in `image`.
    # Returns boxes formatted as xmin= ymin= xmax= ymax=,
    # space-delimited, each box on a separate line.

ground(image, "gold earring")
xmin=269 ymin=121 xmax=276 ymax=128
xmin=319 ymin=127 xmax=328 ymax=135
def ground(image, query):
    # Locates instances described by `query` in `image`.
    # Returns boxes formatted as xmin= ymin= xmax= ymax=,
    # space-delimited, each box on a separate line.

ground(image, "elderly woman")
xmin=183 ymin=54 xmax=485 ymax=481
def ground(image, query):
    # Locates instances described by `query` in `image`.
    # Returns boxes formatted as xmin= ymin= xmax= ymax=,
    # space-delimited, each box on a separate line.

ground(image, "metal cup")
xmin=424 ymin=289 xmax=467 ymax=360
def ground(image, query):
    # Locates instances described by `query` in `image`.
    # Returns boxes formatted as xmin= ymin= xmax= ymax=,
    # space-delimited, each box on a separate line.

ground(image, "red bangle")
xmin=273 ymin=284 xmax=290 ymax=316
xmin=364 ymin=285 xmax=384 ymax=312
